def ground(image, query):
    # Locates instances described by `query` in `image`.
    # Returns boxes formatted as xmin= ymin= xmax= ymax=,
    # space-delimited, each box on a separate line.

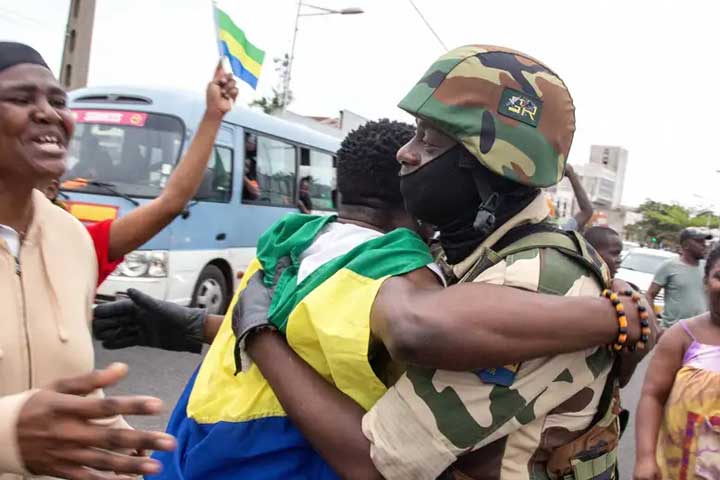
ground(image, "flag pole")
xmin=212 ymin=1 xmax=232 ymax=75
xmin=212 ymin=0 xmax=234 ymax=108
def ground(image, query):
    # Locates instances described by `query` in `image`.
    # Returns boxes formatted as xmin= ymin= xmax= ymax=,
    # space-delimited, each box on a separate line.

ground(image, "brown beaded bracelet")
xmin=622 ymin=289 xmax=652 ymax=351
xmin=602 ymin=289 xmax=628 ymax=351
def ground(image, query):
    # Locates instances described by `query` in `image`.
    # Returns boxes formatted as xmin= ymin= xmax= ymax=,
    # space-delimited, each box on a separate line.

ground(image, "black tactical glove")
xmin=93 ymin=288 xmax=207 ymax=353
xmin=232 ymin=270 xmax=276 ymax=373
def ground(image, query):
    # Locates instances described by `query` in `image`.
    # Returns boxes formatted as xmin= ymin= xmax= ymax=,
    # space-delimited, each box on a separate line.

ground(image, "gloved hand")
xmin=93 ymin=288 xmax=207 ymax=353
xmin=232 ymin=270 xmax=276 ymax=373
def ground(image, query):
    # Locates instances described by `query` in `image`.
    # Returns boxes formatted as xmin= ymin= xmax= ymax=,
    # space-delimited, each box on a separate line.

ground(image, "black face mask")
xmin=400 ymin=145 xmax=540 ymax=265
xmin=400 ymin=145 xmax=480 ymax=228
xmin=400 ymin=145 xmax=486 ymax=263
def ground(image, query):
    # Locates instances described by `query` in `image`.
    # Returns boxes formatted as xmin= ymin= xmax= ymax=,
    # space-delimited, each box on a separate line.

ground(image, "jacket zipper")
xmin=15 ymin=254 xmax=32 ymax=388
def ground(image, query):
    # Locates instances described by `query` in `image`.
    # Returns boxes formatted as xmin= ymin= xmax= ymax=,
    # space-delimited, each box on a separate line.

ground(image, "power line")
xmin=407 ymin=0 xmax=447 ymax=51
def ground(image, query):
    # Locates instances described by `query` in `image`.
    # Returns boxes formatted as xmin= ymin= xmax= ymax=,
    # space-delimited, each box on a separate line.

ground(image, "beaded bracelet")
xmin=602 ymin=290 xmax=628 ymax=351
xmin=622 ymin=289 xmax=652 ymax=350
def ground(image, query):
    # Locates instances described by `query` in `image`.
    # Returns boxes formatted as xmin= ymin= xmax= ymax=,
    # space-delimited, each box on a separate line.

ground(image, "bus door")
xmin=167 ymin=123 xmax=240 ymax=312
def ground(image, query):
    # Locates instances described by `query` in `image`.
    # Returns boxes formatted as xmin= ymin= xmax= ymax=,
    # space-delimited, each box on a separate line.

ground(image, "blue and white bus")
xmin=62 ymin=86 xmax=341 ymax=314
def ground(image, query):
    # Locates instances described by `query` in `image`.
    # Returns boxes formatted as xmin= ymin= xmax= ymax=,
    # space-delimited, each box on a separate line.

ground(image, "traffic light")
xmin=651 ymin=237 xmax=657 ymax=243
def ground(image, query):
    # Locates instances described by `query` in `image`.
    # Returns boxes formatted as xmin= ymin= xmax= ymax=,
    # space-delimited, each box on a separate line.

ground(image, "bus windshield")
xmin=61 ymin=110 xmax=184 ymax=198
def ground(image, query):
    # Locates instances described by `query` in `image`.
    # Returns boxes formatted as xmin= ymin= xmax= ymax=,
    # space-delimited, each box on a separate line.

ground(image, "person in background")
xmin=585 ymin=226 xmax=624 ymax=278
xmin=297 ymin=175 xmax=313 ymax=213
xmin=560 ymin=163 xmax=594 ymax=231
xmin=242 ymin=133 xmax=260 ymax=201
xmin=647 ymin=228 xmax=712 ymax=328
xmin=0 ymin=41 xmax=178 ymax=480
xmin=585 ymin=226 xmax=645 ymax=388
xmin=634 ymin=245 xmax=720 ymax=480
xmin=41 ymin=66 xmax=239 ymax=286
xmin=331 ymin=188 xmax=338 ymax=209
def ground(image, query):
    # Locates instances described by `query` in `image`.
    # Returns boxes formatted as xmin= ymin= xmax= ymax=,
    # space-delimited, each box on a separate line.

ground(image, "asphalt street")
xmin=96 ymin=341 xmax=652 ymax=478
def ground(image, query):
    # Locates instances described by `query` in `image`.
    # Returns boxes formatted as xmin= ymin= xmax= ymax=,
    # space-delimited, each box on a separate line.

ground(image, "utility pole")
xmin=59 ymin=0 xmax=97 ymax=90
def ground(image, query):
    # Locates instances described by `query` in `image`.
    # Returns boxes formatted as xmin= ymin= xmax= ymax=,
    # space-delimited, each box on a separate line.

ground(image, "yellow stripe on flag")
xmin=188 ymin=261 xmax=390 ymax=423
xmin=219 ymin=30 xmax=263 ymax=78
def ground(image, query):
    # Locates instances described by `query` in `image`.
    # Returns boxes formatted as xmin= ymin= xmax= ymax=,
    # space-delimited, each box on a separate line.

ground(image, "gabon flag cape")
xmin=152 ymin=214 xmax=432 ymax=479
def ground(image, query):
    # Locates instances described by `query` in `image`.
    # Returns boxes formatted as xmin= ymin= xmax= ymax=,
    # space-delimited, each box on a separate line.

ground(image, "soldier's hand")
xmin=18 ymin=363 xmax=176 ymax=479
xmin=232 ymin=270 xmax=276 ymax=373
xmin=206 ymin=60 xmax=238 ymax=119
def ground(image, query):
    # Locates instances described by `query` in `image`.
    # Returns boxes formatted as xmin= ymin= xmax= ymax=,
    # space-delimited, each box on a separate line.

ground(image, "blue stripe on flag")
xmin=220 ymin=41 xmax=259 ymax=89
xmin=150 ymin=369 xmax=340 ymax=480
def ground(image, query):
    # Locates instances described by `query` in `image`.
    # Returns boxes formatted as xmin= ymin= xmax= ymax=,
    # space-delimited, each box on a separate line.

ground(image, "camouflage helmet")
xmin=399 ymin=45 xmax=575 ymax=188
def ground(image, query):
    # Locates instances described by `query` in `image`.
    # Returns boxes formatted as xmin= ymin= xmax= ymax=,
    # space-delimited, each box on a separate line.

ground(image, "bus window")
xmin=199 ymin=146 xmax=233 ymax=203
xmin=299 ymin=148 xmax=336 ymax=211
xmin=249 ymin=135 xmax=297 ymax=206
xmin=62 ymin=111 xmax=184 ymax=198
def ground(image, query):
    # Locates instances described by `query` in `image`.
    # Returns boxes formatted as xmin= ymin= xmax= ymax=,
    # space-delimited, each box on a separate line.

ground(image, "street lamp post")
xmin=281 ymin=1 xmax=364 ymax=110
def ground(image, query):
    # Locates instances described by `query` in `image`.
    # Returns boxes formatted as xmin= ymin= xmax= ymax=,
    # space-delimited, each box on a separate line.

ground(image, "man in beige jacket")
xmin=0 ymin=42 xmax=176 ymax=479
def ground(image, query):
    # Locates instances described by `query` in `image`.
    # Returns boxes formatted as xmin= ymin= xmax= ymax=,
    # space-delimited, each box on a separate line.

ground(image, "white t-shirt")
xmin=0 ymin=224 xmax=20 ymax=258
xmin=298 ymin=222 xmax=445 ymax=285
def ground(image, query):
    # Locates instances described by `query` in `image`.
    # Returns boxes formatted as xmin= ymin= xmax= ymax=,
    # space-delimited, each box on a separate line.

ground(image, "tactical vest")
xmin=442 ymin=222 xmax=624 ymax=480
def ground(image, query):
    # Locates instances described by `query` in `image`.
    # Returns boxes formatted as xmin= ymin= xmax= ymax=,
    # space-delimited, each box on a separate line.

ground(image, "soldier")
xmin=360 ymin=44 xmax=631 ymax=480
xmin=241 ymin=45 xmax=653 ymax=479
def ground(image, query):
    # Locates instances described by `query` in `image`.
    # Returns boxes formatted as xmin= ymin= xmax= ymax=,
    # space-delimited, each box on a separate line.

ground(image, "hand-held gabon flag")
xmin=214 ymin=5 xmax=265 ymax=89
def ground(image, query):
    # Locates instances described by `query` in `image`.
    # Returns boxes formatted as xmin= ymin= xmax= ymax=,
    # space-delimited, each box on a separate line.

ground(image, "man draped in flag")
xmin=150 ymin=119 xmax=436 ymax=478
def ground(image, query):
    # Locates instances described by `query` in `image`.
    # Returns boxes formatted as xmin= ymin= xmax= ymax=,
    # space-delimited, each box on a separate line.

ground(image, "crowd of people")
xmin=0 ymin=39 xmax=717 ymax=480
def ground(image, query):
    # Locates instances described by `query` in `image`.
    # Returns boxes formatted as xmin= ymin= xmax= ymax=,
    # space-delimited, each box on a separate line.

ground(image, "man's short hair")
xmin=584 ymin=226 xmax=620 ymax=251
xmin=336 ymin=119 xmax=415 ymax=208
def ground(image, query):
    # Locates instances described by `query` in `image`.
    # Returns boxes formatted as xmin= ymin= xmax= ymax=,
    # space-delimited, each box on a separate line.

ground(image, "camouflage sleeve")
xmin=361 ymin=248 xmax=614 ymax=480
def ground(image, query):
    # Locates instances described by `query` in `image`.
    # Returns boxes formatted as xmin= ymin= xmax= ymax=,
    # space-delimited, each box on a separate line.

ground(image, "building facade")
xmin=547 ymin=145 xmax=631 ymax=235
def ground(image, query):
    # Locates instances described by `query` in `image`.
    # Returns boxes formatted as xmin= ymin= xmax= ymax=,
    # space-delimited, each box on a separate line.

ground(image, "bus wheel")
xmin=191 ymin=265 xmax=228 ymax=315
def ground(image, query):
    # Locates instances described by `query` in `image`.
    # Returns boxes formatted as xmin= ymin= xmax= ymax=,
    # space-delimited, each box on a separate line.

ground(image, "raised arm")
xmin=107 ymin=64 xmax=238 ymax=261
xmin=370 ymin=268 xmax=650 ymax=371
xmin=565 ymin=164 xmax=594 ymax=230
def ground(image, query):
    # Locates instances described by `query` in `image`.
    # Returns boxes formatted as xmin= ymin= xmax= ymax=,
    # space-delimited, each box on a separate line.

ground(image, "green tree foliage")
xmin=249 ymin=54 xmax=293 ymax=114
xmin=626 ymin=201 xmax=719 ymax=247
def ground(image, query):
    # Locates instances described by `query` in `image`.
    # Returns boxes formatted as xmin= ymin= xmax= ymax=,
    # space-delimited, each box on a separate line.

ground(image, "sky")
xmin=1 ymin=0 xmax=718 ymax=210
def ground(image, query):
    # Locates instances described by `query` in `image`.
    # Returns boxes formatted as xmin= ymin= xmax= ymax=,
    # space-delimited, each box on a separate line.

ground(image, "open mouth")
xmin=31 ymin=134 xmax=66 ymax=155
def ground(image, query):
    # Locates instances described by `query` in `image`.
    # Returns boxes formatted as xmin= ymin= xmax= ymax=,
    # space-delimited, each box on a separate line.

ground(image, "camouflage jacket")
xmin=362 ymin=195 xmax=614 ymax=480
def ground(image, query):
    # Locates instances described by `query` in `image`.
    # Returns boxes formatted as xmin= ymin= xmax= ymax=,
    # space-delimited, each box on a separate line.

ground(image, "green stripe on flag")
xmin=216 ymin=8 xmax=266 ymax=65
xmin=256 ymin=215 xmax=433 ymax=333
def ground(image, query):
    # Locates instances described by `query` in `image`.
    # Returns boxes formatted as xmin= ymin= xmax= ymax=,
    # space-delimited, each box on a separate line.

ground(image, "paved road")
xmin=96 ymin=341 xmax=652 ymax=477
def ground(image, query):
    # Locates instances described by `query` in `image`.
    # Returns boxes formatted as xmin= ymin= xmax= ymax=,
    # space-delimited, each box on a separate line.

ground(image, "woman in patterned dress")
xmin=635 ymin=245 xmax=720 ymax=479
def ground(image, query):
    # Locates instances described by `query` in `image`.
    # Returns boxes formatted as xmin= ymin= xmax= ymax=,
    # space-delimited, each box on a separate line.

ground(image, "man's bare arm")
xmin=203 ymin=314 xmax=225 ymax=344
xmin=646 ymin=282 xmax=662 ymax=312
xmin=371 ymin=268 xmax=648 ymax=370
xmin=565 ymin=164 xmax=594 ymax=230
xmin=246 ymin=331 xmax=381 ymax=480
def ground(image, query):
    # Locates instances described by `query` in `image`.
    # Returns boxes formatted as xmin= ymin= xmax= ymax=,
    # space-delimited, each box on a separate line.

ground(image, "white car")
xmin=616 ymin=247 xmax=678 ymax=308
xmin=621 ymin=241 xmax=640 ymax=260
